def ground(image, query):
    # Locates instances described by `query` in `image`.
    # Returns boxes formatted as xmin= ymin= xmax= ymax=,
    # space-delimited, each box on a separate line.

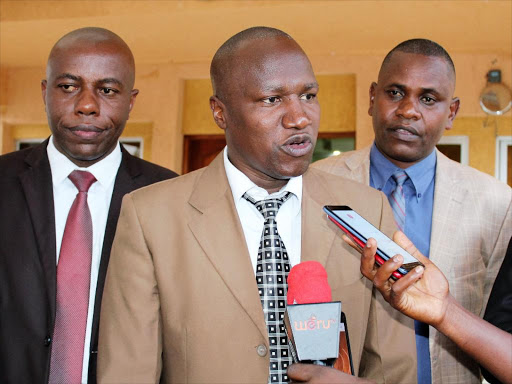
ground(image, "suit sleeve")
xmin=482 ymin=198 xmax=512 ymax=312
xmin=97 ymin=194 xmax=162 ymax=384
xmin=482 ymin=236 xmax=512 ymax=384
xmin=360 ymin=193 xmax=418 ymax=383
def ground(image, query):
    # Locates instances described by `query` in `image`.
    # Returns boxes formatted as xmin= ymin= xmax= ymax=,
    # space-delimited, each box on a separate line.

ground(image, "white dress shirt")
xmin=47 ymin=136 xmax=121 ymax=384
xmin=223 ymin=148 xmax=302 ymax=274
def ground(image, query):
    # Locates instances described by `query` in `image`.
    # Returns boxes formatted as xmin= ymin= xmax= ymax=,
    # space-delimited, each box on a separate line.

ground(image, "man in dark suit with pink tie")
xmin=0 ymin=27 xmax=177 ymax=384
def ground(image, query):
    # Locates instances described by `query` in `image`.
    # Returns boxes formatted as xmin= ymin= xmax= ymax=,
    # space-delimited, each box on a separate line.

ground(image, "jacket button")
xmin=44 ymin=336 xmax=51 ymax=346
xmin=257 ymin=344 xmax=267 ymax=357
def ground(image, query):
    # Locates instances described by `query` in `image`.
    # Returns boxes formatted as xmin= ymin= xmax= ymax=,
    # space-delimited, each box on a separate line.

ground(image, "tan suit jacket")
xmin=98 ymin=153 xmax=417 ymax=384
xmin=313 ymin=146 xmax=512 ymax=384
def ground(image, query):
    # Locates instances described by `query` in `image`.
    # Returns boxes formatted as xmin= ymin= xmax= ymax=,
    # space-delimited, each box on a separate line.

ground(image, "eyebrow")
xmin=100 ymin=77 xmax=123 ymax=86
xmin=261 ymin=82 xmax=319 ymax=93
xmin=54 ymin=74 xmax=123 ymax=87
xmin=304 ymin=82 xmax=319 ymax=91
xmin=55 ymin=73 xmax=80 ymax=81
xmin=388 ymin=83 xmax=440 ymax=95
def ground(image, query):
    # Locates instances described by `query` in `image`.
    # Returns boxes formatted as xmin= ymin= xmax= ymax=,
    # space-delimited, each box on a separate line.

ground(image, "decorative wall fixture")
xmin=480 ymin=69 xmax=512 ymax=115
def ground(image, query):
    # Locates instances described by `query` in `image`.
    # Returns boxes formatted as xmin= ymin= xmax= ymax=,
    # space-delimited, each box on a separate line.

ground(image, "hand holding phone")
xmin=323 ymin=205 xmax=424 ymax=279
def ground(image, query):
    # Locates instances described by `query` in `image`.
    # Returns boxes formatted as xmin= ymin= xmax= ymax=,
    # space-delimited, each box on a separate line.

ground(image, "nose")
xmin=282 ymin=97 xmax=312 ymax=130
xmin=396 ymin=96 xmax=421 ymax=120
xmin=75 ymin=88 xmax=99 ymax=116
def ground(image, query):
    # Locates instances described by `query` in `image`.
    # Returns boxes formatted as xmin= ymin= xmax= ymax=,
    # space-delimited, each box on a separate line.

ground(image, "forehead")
xmin=232 ymin=38 xmax=316 ymax=92
xmin=47 ymin=42 xmax=133 ymax=82
xmin=378 ymin=52 xmax=454 ymax=92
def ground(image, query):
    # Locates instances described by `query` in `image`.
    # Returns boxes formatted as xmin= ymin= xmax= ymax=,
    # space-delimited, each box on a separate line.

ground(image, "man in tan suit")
xmin=313 ymin=39 xmax=512 ymax=384
xmin=97 ymin=27 xmax=417 ymax=383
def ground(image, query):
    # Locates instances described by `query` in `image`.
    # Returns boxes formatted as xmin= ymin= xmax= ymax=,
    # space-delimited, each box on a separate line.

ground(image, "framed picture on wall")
xmin=496 ymin=136 xmax=512 ymax=187
xmin=436 ymin=135 xmax=469 ymax=165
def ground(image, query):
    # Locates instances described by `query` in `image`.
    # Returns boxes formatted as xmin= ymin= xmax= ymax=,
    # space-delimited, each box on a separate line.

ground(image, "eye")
xmin=262 ymin=96 xmax=280 ymax=104
xmin=300 ymin=93 xmax=317 ymax=101
xmin=59 ymin=84 xmax=78 ymax=93
xmin=387 ymin=90 xmax=403 ymax=98
xmin=421 ymin=96 xmax=436 ymax=105
xmin=100 ymin=88 xmax=118 ymax=95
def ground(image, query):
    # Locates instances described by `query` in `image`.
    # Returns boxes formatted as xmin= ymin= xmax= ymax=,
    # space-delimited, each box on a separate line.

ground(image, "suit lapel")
xmin=90 ymin=150 xmax=141 ymax=352
xmin=301 ymin=169 xmax=337 ymax=267
xmin=188 ymin=154 xmax=268 ymax=340
xmin=19 ymin=140 xmax=57 ymax=320
xmin=100 ymin=149 xmax=141 ymax=273
xmin=345 ymin=145 xmax=371 ymax=185
xmin=430 ymin=151 xmax=468 ymax=273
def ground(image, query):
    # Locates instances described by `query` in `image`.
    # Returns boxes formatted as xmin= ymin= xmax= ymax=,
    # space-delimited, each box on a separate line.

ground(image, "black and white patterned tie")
xmin=243 ymin=192 xmax=293 ymax=383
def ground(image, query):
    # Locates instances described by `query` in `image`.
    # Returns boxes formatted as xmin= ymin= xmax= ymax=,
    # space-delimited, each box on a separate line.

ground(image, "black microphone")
xmin=285 ymin=261 xmax=354 ymax=374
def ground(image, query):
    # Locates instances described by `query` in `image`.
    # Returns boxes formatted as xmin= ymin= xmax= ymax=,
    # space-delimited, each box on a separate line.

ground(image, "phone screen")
xmin=324 ymin=205 xmax=423 ymax=275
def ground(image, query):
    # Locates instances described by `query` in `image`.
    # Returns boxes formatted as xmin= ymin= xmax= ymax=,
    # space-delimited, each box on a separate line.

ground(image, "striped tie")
xmin=389 ymin=170 xmax=407 ymax=231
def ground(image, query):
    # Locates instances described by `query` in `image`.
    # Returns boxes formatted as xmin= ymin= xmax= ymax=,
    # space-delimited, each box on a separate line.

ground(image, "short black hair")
xmin=382 ymin=38 xmax=455 ymax=79
xmin=210 ymin=26 xmax=293 ymax=100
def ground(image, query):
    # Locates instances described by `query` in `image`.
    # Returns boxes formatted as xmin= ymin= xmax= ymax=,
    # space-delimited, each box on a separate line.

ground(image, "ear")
xmin=41 ymin=80 xmax=47 ymax=107
xmin=445 ymin=97 xmax=460 ymax=131
xmin=129 ymin=89 xmax=139 ymax=113
xmin=368 ymin=82 xmax=377 ymax=116
xmin=210 ymin=96 xmax=227 ymax=130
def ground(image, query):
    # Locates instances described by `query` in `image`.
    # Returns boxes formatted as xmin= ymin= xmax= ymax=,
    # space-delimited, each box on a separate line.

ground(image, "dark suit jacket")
xmin=482 ymin=237 xmax=512 ymax=384
xmin=0 ymin=139 xmax=177 ymax=384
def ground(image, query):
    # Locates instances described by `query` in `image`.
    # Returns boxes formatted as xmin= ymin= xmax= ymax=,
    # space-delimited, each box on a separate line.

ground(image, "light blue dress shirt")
xmin=369 ymin=143 xmax=437 ymax=384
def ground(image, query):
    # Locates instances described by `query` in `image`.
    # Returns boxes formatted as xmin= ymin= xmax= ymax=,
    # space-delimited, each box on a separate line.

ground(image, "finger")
xmin=390 ymin=265 xmax=425 ymax=296
xmin=372 ymin=254 xmax=404 ymax=289
xmin=360 ymin=238 xmax=378 ymax=279
xmin=341 ymin=234 xmax=363 ymax=254
xmin=393 ymin=231 xmax=430 ymax=265
xmin=287 ymin=363 xmax=312 ymax=382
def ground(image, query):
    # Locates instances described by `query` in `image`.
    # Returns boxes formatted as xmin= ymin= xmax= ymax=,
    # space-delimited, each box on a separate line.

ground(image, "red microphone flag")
xmin=287 ymin=261 xmax=332 ymax=305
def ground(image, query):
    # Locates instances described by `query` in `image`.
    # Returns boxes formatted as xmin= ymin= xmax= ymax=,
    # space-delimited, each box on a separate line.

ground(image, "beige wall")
xmin=1 ymin=1 xmax=511 ymax=175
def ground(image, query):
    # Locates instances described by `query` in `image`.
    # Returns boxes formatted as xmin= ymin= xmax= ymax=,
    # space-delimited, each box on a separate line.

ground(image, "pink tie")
xmin=49 ymin=170 xmax=96 ymax=384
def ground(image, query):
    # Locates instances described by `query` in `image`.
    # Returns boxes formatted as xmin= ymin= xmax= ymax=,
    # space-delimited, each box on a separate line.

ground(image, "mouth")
xmin=388 ymin=126 xmax=419 ymax=141
xmin=281 ymin=135 xmax=313 ymax=157
xmin=68 ymin=125 xmax=105 ymax=140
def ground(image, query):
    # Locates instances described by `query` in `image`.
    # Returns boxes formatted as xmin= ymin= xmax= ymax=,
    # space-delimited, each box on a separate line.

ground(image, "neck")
xmin=228 ymin=157 xmax=289 ymax=194
xmin=376 ymin=145 xmax=431 ymax=170
xmin=247 ymin=172 xmax=288 ymax=194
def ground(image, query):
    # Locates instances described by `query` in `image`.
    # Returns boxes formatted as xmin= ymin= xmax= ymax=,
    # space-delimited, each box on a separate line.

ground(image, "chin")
xmin=66 ymin=151 xmax=106 ymax=164
xmin=390 ymin=152 xmax=424 ymax=164
xmin=278 ymin=164 xmax=310 ymax=179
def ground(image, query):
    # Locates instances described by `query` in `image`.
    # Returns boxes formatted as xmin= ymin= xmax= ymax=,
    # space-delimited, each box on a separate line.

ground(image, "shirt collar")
xmin=47 ymin=135 xmax=122 ymax=189
xmin=370 ymin=142 xmax=436 ymax=195
xmin=223 ymin=147 xmax=303 ymax=203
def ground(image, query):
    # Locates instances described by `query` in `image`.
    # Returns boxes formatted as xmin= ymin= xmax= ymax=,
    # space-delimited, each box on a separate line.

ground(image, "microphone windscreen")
xmin=287 ymin=261 xmax=332 ymax=305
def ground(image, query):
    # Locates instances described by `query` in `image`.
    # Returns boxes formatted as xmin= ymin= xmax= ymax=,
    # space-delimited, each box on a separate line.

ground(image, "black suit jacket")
xmin=0 ymin=139 xmax=178 ymax=384
xmin=482 ymin=237 xmax=512 ymax=384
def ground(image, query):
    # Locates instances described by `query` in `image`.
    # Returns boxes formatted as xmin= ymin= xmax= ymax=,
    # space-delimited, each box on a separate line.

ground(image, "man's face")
xmin=369 ymin=52 xmax=459 ymax=168
xmin=42 ymin=42 xmax=138 ymax=167
xmin=211 ymin=37 xmax=320 ymax=192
